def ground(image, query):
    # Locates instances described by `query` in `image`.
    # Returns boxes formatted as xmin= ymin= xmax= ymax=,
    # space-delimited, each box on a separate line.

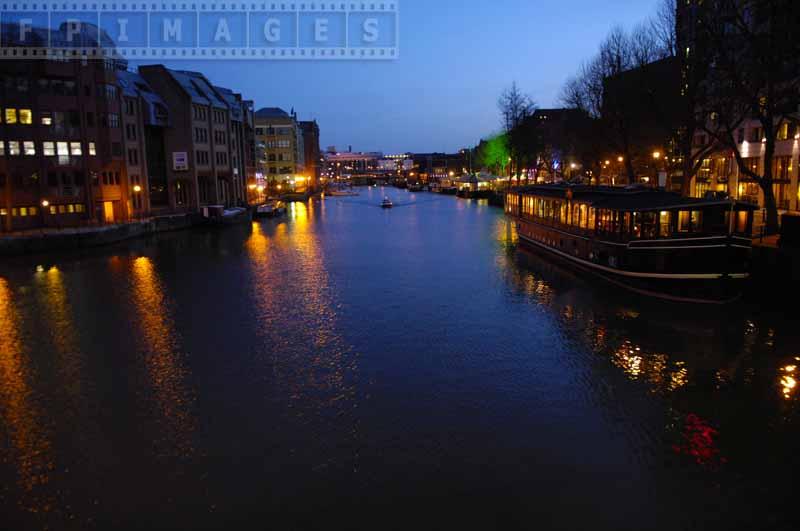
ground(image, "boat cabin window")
xmin=678 ymin=210 xmax=703 ymax=233
xmin=638 ymin=212 xmax=659 ymax=240
xmin=659 ymin=211 xmax=671 ymax=237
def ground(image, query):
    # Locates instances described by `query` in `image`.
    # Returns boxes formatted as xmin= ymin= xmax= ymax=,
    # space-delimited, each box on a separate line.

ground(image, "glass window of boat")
xmin=572 ymin=204 xmax=581 ymax=227
xmin=659 ymin=211 xmax=671 ymax=237
xmin=621 ymin=212 xmax=632 ymax=238
xmin=678 ymin=210 xmax=703 ymax=233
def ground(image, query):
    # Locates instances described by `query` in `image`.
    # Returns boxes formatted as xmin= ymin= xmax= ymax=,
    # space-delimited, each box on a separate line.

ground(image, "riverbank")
xmin=0 ymin=213 xmax=200 ymax=256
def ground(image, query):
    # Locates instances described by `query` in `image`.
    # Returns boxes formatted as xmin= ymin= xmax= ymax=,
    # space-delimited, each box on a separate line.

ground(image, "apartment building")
xmin=139 ymin=66 xmax=246 ymax=210
xmin=0 ymin=23 xmax=134 ymax=232
xmin=255 ymin=108 xmax=303 ymax=188
xmin=690 ymin=122 xmax=799 ymax=214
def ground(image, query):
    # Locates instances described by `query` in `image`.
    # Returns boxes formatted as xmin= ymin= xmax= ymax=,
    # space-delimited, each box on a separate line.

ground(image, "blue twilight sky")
xmin=134 ymin=0 xmax=661 ymax=154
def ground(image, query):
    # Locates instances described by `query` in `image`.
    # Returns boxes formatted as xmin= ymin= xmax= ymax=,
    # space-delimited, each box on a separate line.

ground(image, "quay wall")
xmin=0 ymin=214 xmax=200 ymax=257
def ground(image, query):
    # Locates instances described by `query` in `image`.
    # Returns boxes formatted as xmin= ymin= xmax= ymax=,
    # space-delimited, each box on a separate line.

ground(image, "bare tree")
xmin=650 ymin=0 xmax=677 ymax=58
xmin=499 ymin=82 xmax=536 ymax=184
xmin=498 ymin=82 xmax=535 ymax=133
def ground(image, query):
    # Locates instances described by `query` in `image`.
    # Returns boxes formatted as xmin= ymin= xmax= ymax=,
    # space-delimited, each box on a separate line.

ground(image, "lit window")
xmin=29 ymin=207 xmax=37 ymax=216
xmin=67 ymin=204 xmax=75 ymax=213
xmin=0 ymin=208 xmax=7 ymax=216
xmin=89 ymin=142 xmax=97 ymax=156
xmin=0 ymin=142 xmax=4 ymax=156
xmin=58 ymin=205 xmax=66 ymax=214
xmin=57 ymin=141 xmax=69 ymax=165
xmin=8 ymin=141 xmax=20 ymax=156
xmin=43 ymin=142 xmax=55 ymax=156
xmin=75 ymin=204 xmax=85 ymax=213
xmin=5 ymin=109 xmax=17 ymax=124
xmin=23 ymin=141 xmax=36 ymax=156
xmin=70 ymin=142 xmax=82 ymax=156
xmin=19 ymin=207 xmax=28 ymax=217
xmin=19 ymin=109 xmax=32 ymax=125
xmin=49 ymin=205 xmax=57 ymax=215
xmin=41 ymin=112 xmax=53 ymax=126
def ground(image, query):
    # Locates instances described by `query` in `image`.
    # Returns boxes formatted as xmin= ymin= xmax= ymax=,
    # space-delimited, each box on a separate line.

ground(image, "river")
xmin=0 ymin=186 xmax=798 ymax=530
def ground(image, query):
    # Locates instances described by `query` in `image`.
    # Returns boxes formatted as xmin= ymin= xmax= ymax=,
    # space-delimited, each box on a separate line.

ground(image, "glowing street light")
xmin=133 ymin=185 xmax=142 ymax=193
xmin=652 ymin=151 xmax=662 ymax=160
xmin=617 ymin=156 xmax=624 ymax=163
xmin=41 ymin=199 xmax=50 ymax=208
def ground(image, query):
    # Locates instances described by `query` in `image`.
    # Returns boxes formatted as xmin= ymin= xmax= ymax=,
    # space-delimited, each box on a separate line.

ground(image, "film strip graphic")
xmin=0 ymin=2 xmax=399 ymax=59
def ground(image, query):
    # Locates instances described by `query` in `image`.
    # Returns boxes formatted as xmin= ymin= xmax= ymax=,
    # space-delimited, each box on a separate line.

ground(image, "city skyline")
xmin=129 ymin=0 xmax=662 ymax=154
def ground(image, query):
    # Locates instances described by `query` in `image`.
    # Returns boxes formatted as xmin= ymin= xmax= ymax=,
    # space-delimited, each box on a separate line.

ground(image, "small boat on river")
xmin=254 ymin=200 xmax=287 ymax=218
xmin=202 ymin=206 xmax=253 ymax=226
xmin=505 ymin=184 xmax=757 ymax=304
xmin=381 ymin=197 xmax=394 ymax=209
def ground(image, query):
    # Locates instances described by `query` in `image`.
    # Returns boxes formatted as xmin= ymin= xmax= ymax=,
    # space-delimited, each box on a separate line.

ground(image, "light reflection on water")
xmin=129 ymin=256 xmax=198 ymax=458
xmin=0 ymin=277 xmax=55 ymax=516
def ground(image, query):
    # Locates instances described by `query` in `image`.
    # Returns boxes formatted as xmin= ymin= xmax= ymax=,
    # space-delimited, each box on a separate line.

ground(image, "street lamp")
xmin=132 ymin=185 xmax=142 ymax=220
xmin=41 ymin=199 xmax=50 ymax=208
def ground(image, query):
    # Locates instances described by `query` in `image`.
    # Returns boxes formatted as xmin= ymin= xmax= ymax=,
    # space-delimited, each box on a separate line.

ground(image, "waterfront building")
xmin=118 ymin=70 xmax=170 ymax=219
xmin=138 ymin=66 xmax=247 ymax=210
xmin=214 ymin=86 xmax=256 ymax=206
xmin=600 ymin=58 xmax=682 ymax=187
xmin=528 ymin=108 xmax=599 ymax=184
xmin=675 ymin=0 xmax=799 ymax=221
xmin=687 ymin=122 xmax=799 ymax=215
xmin=255 ymin=108 xmax=305 ymax=191
xmin=324 ymin=151 xmax=382 ymax=180
xmin=298 ymin=120 xmax=322 ymax=190
xmin=0 ymin=23 xmax=132 ymax=232
xmin=411 ymin=153 xmax=468 ymax=183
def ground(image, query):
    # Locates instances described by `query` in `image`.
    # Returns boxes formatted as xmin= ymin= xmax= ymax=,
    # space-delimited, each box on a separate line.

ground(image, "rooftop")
xmin=517 ymin=184 xmax=757 ymax=212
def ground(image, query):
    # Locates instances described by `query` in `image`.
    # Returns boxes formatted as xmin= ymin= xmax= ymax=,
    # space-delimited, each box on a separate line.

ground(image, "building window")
xmin=8 ymin=141 xmax=20 ymax=156
xmin=89 ymin=142 xmax=97 ymax=156
xmin=19 ymin=109 xmax=33 ymax=125
xmin=43 ymin=142 xmax=55 ymax=156
xmin=5 ymin=109 xmax=17 ymax=124
xmin=777 ymin=122 xmax=790 ymax=141
xmin=773 ymin=156 xmax=792 ymax=181
xmin=23 ymin=141 xmax=36 ymax=156
xmin=41 ymin=111 xmax=53 ymax=126
xmin=0 ymin=142 xmax=4 ymax=157
xmin=111 ymin=142 xmax=122 ymax=157
xmin=128 ymin=148 xmax=138 ymax=165
xmin=70 ymin=142 xmax=82 ymax=156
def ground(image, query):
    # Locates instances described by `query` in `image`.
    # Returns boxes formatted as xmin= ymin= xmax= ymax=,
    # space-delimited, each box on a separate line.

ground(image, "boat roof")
xmin=514 ymin=184 xmax=758 ymax=212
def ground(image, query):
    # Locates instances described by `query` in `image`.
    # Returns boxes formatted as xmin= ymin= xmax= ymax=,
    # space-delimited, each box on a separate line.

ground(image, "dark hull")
xmin=204 ymin=209 xmax=253 ymax=227
xmin=515 ymin=219 xmax=750 ymax=304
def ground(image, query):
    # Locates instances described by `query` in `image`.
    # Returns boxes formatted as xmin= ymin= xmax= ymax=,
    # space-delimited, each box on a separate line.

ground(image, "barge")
xmin=505 ymin=184 xmax=757 ymax=304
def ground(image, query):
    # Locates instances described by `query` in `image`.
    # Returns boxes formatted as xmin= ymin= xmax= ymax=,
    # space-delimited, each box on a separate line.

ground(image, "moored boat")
xmin=326 ymin=187 xmax=360 ymax=197
xmin=381 ymin=197 xmax=394 ymax=209
xmin=202 ymin=206 xmax=253 ymax=226
xmin=505 ymin=184 xmax=757 ymax=304
xmin=254 ymin=200 xmax=287 ymax=218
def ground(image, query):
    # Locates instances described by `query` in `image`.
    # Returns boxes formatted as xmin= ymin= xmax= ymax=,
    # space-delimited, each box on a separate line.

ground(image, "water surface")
xmin=1 ymin=187 xmax=798 ymax=530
